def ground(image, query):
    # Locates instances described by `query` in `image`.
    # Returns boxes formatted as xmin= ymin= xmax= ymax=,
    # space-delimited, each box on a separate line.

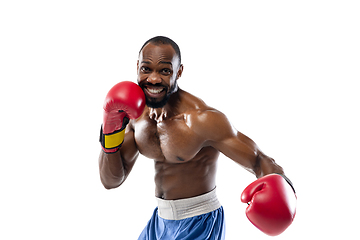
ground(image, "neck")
xmin=148 ymin=88 xmax=182 ymax=122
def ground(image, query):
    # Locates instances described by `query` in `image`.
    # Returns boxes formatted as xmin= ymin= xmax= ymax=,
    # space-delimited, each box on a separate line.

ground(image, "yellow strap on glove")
xmin=100 ymin=125 xmax=125 ymax=151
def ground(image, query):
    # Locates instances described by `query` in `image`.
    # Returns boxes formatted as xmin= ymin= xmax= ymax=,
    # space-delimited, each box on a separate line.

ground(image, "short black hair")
xmin=139 ymin=36 xmax=181 ymax=63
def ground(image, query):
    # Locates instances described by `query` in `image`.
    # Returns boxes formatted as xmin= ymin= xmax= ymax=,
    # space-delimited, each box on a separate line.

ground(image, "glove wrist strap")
xmin=276 ymin=173 xmax=296 ymax=194
xmin=99 ymin=125 xmax=125 ymax=153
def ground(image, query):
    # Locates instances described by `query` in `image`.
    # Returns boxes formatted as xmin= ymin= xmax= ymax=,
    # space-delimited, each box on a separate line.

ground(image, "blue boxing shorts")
xmin=138 ymin=188 xmax=225 ymax=240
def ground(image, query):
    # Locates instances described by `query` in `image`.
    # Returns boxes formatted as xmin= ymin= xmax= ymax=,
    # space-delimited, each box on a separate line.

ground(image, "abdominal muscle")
xmin=154 ymin=146 xmax=219 ymax=200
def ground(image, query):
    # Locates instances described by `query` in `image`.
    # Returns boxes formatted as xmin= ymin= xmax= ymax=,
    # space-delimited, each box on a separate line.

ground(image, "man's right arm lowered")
xmin=99 ymin=125 xmax=139 ymax=189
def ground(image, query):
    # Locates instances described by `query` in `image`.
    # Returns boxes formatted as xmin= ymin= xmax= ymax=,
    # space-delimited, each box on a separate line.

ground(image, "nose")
xmin=147 ymin=72 xmax=162 ymax=85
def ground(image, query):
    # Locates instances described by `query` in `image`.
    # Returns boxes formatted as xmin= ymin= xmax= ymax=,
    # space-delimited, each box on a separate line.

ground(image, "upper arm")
xmin=193 ymin=109 xmax=283 ymax=177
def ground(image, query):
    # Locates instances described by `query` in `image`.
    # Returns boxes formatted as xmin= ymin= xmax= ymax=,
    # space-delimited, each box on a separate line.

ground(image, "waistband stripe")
xmin=156 ymin=188 xmax=221 ymax=220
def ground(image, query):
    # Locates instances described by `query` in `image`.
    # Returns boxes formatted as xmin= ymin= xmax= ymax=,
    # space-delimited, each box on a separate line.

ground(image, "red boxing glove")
xmin=241 ymin=174 xmax=297 ymax=236
xmin=100 ymin=81 xmax=145 ymax=153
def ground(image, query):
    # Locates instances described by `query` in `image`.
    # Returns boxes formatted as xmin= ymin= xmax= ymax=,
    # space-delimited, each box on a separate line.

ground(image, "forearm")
xmin=99 ymin=150 xmax=126 ymax=189
xmin=254 ymin=152 xmax=284 ymax=178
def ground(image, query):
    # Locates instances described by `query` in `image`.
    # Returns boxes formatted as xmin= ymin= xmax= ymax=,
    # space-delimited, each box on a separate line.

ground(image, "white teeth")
xmin=147 ymin=88 xmax=164 ymax=94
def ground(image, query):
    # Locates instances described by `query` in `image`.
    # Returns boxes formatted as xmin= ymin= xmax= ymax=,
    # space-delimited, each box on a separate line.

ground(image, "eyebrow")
xmin=141 ymin=60 xmax=172 ymax=66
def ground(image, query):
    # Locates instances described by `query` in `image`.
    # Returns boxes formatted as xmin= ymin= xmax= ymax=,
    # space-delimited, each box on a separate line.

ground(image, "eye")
xmin=161 ymin=68 xmax=171 ymax=75
xmin=140 ymin=66 xmax=151 ymax=73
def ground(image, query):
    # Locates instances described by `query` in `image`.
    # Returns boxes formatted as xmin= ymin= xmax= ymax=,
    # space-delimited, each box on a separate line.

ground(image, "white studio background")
xmin=1 ymin=1 xmax=359 ymax=239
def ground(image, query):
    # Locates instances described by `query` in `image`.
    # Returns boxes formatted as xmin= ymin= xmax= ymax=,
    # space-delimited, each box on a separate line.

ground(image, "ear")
xmin=176 ymin=64 xmax=184 ymax=80
xmin=137 ymin=60 xmax=139 ymax=72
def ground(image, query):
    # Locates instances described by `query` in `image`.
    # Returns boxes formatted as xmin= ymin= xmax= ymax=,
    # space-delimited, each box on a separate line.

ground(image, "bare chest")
xmin=133 ymin=116 xmax=205 ymax=163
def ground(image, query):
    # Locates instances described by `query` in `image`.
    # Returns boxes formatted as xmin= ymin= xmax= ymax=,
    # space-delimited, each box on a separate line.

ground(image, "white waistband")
xmin=156 ymin=188 xmax=221 ymax=220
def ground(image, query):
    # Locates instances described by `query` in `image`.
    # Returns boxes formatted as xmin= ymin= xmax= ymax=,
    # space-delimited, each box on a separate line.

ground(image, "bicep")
xmin=212 ymin=131 xmax=260 ymax=174
xmin=201 ymin=111 xmax=284 ymax=177
xmin=194 ymin=109 xmax=259 ymax=173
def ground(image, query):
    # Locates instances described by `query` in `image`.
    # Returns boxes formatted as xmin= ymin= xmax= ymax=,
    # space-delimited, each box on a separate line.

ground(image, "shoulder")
xmin=188 ymin=108 xmax=234 ymax=134
xmin=181 ymin=91 xmax=235 ymax=141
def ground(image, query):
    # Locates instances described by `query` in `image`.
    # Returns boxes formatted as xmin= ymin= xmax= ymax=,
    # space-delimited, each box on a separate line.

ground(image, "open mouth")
xmin=146 ymin=87 xmax=164 ymax=94
xmin=144 ymin=86 xmax=166 ymax=97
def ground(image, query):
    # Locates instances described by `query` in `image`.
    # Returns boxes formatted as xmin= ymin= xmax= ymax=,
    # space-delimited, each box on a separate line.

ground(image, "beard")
xmin=141 ymin=82 xmax=178 ymax=109
xmin=146 ymin=94 xmax=170 ymax=108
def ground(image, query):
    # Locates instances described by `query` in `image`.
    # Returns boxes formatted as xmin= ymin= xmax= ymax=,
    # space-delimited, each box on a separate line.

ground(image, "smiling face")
xmin=137 ymin=43 xmax=183 ymax=108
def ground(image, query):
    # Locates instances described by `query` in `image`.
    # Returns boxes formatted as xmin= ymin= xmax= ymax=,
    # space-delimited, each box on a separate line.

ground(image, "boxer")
xmin=99 ymin=36 xmax=296 ymax=239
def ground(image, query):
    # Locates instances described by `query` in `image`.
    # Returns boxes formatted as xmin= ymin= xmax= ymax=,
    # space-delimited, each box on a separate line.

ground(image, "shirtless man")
xmin=99 ymin=36 xmax=296 ymax=239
